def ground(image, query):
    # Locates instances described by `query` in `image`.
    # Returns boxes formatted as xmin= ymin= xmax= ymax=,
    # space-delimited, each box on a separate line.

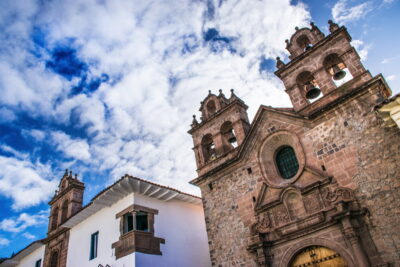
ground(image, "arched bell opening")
xmin=201 ymin=134 xmax=217 ymax=163
xmin=206 ymin=100 xmax=217 ymax=117
xmin=61 ymin=200 xmax=68 ymax=223
xmin=50 ymin=250 xmax=59 ymax=267
xmin=296 ymin=35 xmax=312 ymax=52
xmin=220 ymin=121 xmax=238 ymax=152
xmin=290 ymin=245 xmax=348 ymax=267
xmin=51 ymin=207 xmax=59 ymax=231
xmin=296 ymin=71 xmax=322 ymax=102
xmin=323 ymin=53 xmax=353 ymax=87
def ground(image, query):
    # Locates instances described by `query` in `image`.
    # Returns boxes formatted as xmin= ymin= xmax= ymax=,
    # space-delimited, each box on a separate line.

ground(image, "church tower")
xmin=43 ymin=170 xmax=84 ymax=267
xmin=188 ymin=89 xmax=250 ymax=176
xmin=275 ymin=20 xmax=389 ymax=116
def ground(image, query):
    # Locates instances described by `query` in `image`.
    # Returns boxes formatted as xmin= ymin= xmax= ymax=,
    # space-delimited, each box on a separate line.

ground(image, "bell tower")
xmin=188 ymin=89 xmax=250 ymax=176
xmin=44 ymin=169 xmax=84 ymax=267
xmin=275 ymin=20 xmax=374 ymax=116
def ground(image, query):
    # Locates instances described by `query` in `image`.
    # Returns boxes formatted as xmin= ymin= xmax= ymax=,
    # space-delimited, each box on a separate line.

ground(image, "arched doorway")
xmin=290 ymin=245 xmax=348 ymax=267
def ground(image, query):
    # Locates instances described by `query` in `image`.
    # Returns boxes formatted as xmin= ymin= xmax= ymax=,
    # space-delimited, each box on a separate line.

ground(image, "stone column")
xmin=341 ymin=217 xmax=370 ymax=267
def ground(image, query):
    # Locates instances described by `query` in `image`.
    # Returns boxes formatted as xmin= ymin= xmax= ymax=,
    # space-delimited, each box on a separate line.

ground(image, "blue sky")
xmin=0 ymin=0 xmax=399 ymax=258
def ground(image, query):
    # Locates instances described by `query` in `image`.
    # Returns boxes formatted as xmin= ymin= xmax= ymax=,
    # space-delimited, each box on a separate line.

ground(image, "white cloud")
xmin=351 ymin=40 xmax=370 ymax=61
xmin=332 ymin=0 xmax=372 ymax=24
xmin=0 ymin=237 xmax=10 ymax=246
xmin=0 ymin=210 xmax=48 ymax=233
xmin=51 ymin=131 xmax=91 ymax=161
xmin=0 ymin=145 xmax=28 ymax=160
xmin=387 ymin=75 xmax=396 ymax=81
xmin=22 ymin=232 xmax=36 ymax=239
xmin=0 ymin=0 xmax=310 ymax=198
xmin=0 ymin=156 xmax=57 ymax=210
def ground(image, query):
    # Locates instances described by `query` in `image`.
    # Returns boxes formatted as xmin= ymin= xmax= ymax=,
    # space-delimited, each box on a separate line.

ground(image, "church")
xmin=188 ymin=20 xmax=400 ymax=266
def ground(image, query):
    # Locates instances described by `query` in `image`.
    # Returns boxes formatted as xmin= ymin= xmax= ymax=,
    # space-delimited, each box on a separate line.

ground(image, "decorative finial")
xmin=310 ymin=21 xmax=324 ymax=38
xmin=328 ymin=20 xmax=339 ymax=33
xmin=64 ymin=169 xmax=68 ymax=176
xmin=75 ymin=173 xmax=78 ymax=179
xmin=295 ymin=26 xmax=299 ymax=31
xmin=191 ymin=115 xmax=199 ymax=127
xmin=276 ymin=57 xmax=285 ymax=69
xmin=69 ymin=170 xmax=72 ymax=177
xmin=285 ymin=39 xmax=290 ymax=48
xmin=229 ymin=89 xmax=237 ymax=101
xmin=208 ymin=90 xmax=212 ymax=95
xmin=218 ymin=89 xmax=225 ymax=98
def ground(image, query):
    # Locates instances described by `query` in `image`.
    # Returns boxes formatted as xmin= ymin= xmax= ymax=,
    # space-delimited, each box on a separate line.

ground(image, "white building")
xmin=0 ymin=173 xmax=211 ymax=267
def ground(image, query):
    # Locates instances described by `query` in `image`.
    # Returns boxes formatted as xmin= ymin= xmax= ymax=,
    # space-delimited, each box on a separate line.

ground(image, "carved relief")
xmin=303 ymin=193 xmax=323 ymax=213
xmin=272 ymin=205 xmax=290 ymax=227
xmin=323 ymin=187 xmax=354 ymax=203
xmin=254 ymin=212 xmax=272 ymax=233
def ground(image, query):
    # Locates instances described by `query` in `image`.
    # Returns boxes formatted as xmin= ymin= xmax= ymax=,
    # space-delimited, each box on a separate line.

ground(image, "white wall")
xmin=16 ymin=245 xmax=45 ymax=267
xmin=134 ymin=194 xmax=211 ymax=267
xmin=67 ymin=193 xmax=135 ymax=267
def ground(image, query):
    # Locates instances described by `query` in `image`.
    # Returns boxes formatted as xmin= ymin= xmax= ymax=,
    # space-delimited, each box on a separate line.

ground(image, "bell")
xmin=227 ymin=130 xmax=237 ymax=144
xmin=331 ymin=65 xmax=346 ymax=80
xmin=208 ymin=143 xmax=217 ymax=160
xmin=304 ymin=82 xmax=321 ymax=100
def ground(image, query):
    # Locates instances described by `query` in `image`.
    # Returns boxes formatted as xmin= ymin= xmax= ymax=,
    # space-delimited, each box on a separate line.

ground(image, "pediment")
xmin=254 ymin=167 xmax=330 ymax=212
xmin=238 ymin=106 xmax=309 ymax=161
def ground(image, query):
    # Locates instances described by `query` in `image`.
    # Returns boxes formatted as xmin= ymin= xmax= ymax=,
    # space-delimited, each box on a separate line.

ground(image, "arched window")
xmin=297 ymin=35 xmax=312 ymax=51
xmin=275 ymin=146 xmax=299 ymax=179
xmin=323 ymin=53 xmax=347 ymax=81
xmin=50 ymin=251 xmax=59 ymax=267
xmin=61 ymin=200 xmax=68 ymax=223
xmin=221 ymin=121 xmax=237 ymax=152
xmin=206 ymin=100 xmax=216 ymax=116
xmin=201 ymin=134 xmax=217 ymax=163
xmin=296 ymin=71 xmax=321 ymax=100
xmin=51 ymin=207 xmax=59 ymax=230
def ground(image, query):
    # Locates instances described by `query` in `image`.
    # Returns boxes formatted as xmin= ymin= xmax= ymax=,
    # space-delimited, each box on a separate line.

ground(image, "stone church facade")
xmin=189 ymin=21 xmax=400 ymax=267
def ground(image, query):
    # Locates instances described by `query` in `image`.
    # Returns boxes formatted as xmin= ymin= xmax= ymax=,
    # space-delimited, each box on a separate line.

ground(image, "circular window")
xmin=275 ymin=146 xmax=299 ymax=179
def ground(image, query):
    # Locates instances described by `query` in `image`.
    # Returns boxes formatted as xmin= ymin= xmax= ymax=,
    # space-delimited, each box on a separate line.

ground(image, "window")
xmin=90 ymin=231 xmax=99 ymax=260
xmin=276 ymin=146 xmax=299 ymax=179
xmin=136 ymin=212 xmax=149 ymax=232
xmin=35 ymin=259 xmax=42 ymax=267
xmin=123 ymin=213 xmax=134 ymax=234
xmin=113 ymin=205 xmax=164 ymax=259
xmin=123 ymin=211 xmax=149 ymax=233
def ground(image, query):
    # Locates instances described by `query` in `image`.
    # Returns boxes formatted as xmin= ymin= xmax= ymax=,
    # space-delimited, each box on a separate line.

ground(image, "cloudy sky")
xmin=0 ymin=0 xmax=399 ymax=257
